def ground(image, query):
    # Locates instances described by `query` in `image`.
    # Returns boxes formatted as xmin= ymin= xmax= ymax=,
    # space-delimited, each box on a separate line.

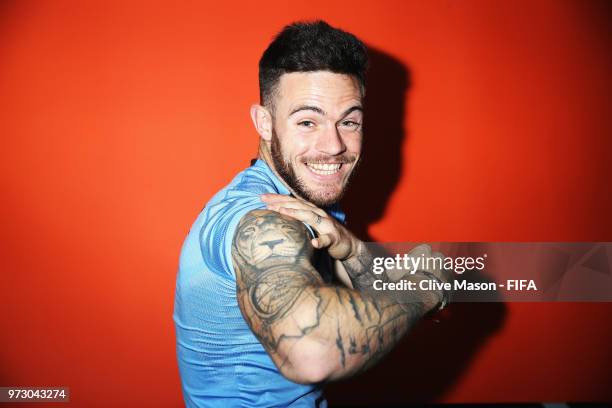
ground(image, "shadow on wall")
xmin=327 ymin=47 xmax=508 ymax=405
xmin=341 ymin=46 xmax=407 ymax=241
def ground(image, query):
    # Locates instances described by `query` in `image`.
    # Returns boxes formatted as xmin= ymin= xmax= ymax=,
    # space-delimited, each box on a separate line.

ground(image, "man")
xmin=174 ymin=20 xmax=450 ymax=407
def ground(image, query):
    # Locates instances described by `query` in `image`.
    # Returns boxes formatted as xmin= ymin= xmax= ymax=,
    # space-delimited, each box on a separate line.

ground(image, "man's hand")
xmin=387 ymin=244 xmax=453 ymax=312
xmin=260 ymin=194 xmax=361 ymax=261
xmin=260 ymin=193 xmax=452 ymax=313
xmin=387 ymin=244 xmax=452 ymax=284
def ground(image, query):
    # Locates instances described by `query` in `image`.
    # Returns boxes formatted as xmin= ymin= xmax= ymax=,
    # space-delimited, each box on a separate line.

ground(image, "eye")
xmin=297 ymin=120 xmax=315 ymax=128
xmin=241 ymin=226 xmax=257 ymax=238
xmin=340 ymin=120 xmax=361 ymax=129
xmin=281 ymin=224 xmax=299 ymax=234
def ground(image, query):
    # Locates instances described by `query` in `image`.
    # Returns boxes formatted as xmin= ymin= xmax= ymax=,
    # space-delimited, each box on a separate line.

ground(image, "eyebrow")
xmin=289 ymin=105 xmax=325 ymax=117
xmin=288 ymin=105 xmax=363 ymax=118
xmin=341 ymin=105 xmax=363 ymax=117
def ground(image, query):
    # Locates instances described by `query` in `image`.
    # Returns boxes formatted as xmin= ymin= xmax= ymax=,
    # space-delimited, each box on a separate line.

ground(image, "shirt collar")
xmin=252 ymin=158 xmax=346 ymax=224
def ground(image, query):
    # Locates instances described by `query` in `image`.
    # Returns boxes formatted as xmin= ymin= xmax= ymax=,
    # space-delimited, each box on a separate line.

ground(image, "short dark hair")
xmin=259 ymin=20 xmax=369 ymax=110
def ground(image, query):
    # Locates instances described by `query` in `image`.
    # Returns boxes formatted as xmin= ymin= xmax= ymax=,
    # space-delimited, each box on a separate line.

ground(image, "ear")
xmin=250 ymin=104 xmax=273 ymax=142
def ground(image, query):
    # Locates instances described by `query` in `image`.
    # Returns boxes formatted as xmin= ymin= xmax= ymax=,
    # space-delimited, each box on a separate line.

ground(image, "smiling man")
xmin=265 ymin=70 xmax=362 ymax=208
xmin=174 ymin=20 xmax=450 ymax=408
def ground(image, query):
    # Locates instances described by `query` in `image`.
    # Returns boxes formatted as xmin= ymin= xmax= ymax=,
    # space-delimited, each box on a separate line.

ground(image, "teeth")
xmin=306 ymin=162 xmax=342 ymax=175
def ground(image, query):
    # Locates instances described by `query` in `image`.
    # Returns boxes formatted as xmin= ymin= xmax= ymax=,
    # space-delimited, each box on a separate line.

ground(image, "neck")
xmin=257 ymin=140 xmax=304 ymax=200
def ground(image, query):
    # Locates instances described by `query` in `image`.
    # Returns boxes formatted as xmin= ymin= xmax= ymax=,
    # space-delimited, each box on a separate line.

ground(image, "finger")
xmin=267 ymin=201 xmax=327 ymax=218
xmin=265 ymin=197 xmax=327 ymax=215
xmin=431 ymin=251 xmax=454 ymax=282
xmin=266 ymin=203 xmax=315 ymax=219
xmin=261 ymin=194 xmax=313 ymax=205
xmin=260 ymin=193 xmax=291 ymax=202
xmin=266 ymin=200 xmax=310 ymax=211
xmin=277 ymin=207 xmax=329 ymax=233
xmin=312 ymin=234 xmax=334 ymax=249
xmin=410 ymin=243 xmax=432 ymax=258
xmin=259 ymin=194 xmax=325 ymax=213
xmin=405 ymin=244 xmax=432 ymax=274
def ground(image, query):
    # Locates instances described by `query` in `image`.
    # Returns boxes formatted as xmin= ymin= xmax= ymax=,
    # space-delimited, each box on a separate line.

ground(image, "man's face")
xmin=269 ymin=71 xmax=363 ymax=208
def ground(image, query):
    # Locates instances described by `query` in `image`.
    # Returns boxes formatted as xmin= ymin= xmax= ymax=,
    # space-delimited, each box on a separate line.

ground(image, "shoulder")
xmin=236 ymin=209 xmax=310 ymax=233
xmin=225 ymin=162 xmax=282 ymax=198
xmin=232 ymin=209 xmax=314 ymax=269
xmin=192 ymin=163 xmax=295 ymax=279
xmin=193 ymin=164 xmax=282 ymax=279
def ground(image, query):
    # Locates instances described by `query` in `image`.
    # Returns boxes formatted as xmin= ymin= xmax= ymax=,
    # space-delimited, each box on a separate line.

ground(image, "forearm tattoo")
xmin=342 ymin=242 xmax=379 ymax=290
xmin=232 ymin=210 xmax=426 ymax=377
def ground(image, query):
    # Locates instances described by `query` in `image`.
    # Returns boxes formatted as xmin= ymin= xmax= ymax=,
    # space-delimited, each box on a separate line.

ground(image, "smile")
xmin=305 ymin=162 xmax=342 ymax=175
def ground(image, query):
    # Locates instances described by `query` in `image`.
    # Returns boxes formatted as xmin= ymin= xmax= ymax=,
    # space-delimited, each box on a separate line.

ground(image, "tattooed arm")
xmin=231 ymin=209 xmax=441 ymax=384
xmin=260 ymin=194 xmax=449 ymax=304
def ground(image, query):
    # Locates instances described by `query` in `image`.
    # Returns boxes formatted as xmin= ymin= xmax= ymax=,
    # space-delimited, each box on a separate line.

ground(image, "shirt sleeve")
xmin=198 ymin=188 xmax=320 ymax=280
xmin=198 ymin=194 xmax=265 ymax=280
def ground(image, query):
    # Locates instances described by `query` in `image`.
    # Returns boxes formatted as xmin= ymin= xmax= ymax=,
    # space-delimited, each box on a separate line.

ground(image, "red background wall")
xmin=1 ymin=0 xmax=610 ymax=406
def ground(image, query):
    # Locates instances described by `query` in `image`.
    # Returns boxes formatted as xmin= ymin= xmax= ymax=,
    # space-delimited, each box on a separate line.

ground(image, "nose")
xmin=314 ymin=124 xmax=346 ymax=156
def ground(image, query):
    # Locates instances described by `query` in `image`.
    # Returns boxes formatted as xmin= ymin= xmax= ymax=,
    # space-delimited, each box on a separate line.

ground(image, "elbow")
xmin=279 ymin=337 xmax=338 ymax=384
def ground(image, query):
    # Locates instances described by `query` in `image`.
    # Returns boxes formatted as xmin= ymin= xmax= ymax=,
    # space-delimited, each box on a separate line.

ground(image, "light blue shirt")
xmin=174 ymin=159 xmax=344 ymax=407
